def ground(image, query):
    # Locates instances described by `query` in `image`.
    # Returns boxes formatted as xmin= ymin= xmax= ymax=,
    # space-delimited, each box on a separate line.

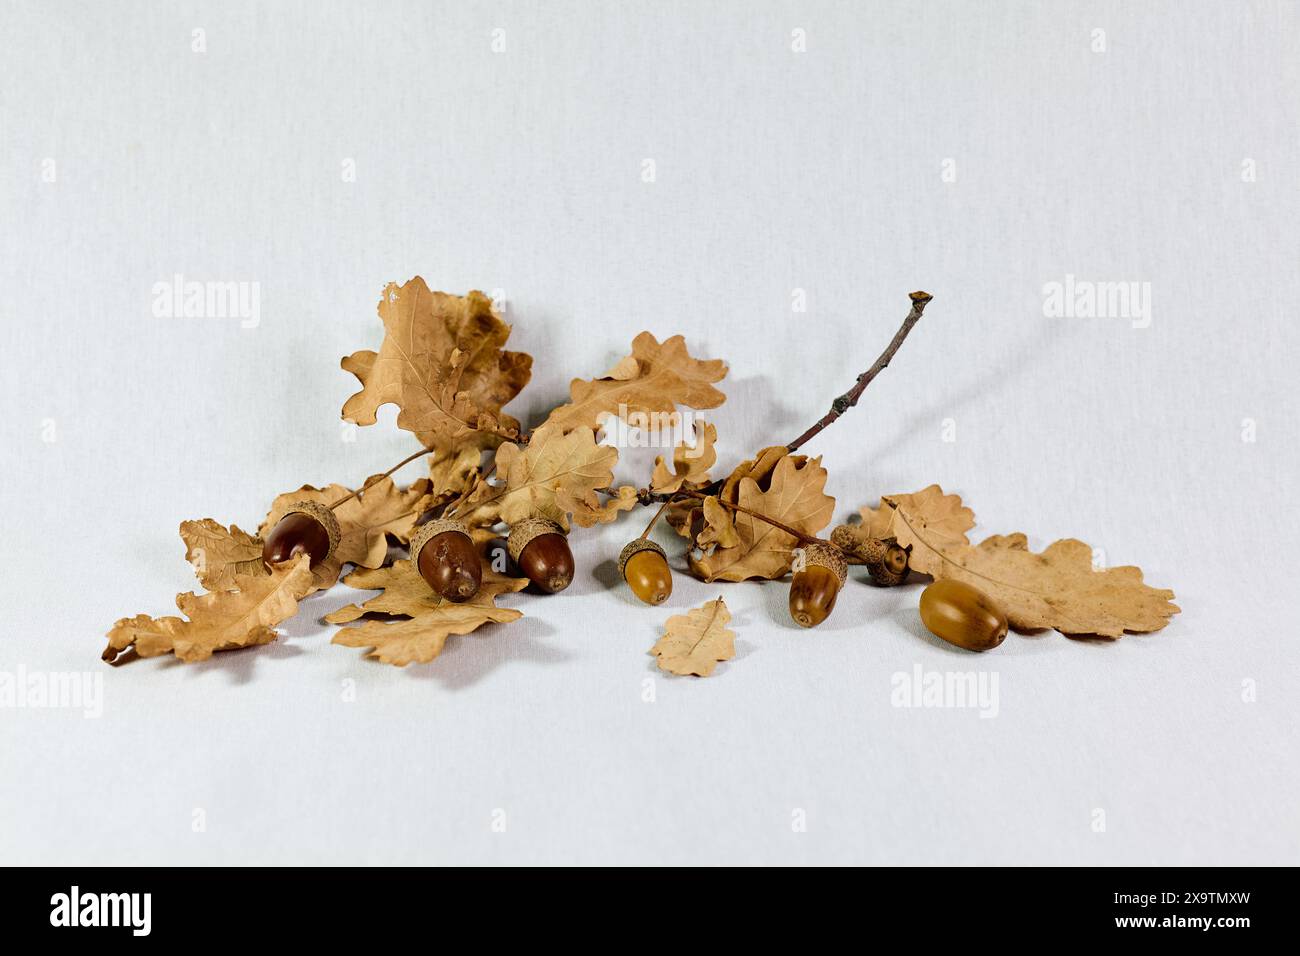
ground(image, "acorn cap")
xmin=409 ymin=517 xmax=472 ymax=561
xmin=830 ymin=525 xmax=887 ymax=565
xmin=618 ymin=538 xmax=666 ymax=576
xmin=801 ymin=542 xmax=847 ymax=587
xmin=282 ymin=500 xmax=341 ymax=558
xmin=507 ymin=516 xmax=565 ymax=564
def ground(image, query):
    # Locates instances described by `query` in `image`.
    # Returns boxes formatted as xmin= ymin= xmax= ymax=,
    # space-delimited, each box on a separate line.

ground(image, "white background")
xmin=2 ymin=1 xmax=1297 ymax=865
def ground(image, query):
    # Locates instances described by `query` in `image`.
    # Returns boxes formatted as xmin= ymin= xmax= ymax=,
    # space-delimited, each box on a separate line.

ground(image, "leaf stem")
xmin=677 ymin=489 xmax=823 ymax=547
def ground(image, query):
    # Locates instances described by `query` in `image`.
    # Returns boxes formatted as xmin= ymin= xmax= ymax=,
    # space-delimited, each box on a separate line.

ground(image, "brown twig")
xmin=677 ymin=489 xmax=823 ymax=547
xmin=327 ymin=443 xmax=439 ymax=510
xmin=785 ymin=291 xmax=932 ymax=453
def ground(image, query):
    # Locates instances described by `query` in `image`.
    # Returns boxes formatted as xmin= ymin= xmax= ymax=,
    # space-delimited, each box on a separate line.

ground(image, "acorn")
xmin=867 ymin=539 xmax=910 ymax=586
xmin=788 ymin=543 xmax=847 ymax=628
xmin=919 ymin=579 xmax=1008 ymax=651
xmin=508 ymin=517 xmax=574 ymax=594
xmin=262 ymin=500 xmax=340 ymax=569
xmin=410 ymin=518 xmax=482 ymax=603
xmin=619 ymin=538 xmax=672 ymax=605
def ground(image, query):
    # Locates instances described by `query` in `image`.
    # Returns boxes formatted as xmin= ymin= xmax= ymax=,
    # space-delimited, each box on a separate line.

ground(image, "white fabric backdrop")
xmin=2 ymin=0 xmax=1297 ymax=865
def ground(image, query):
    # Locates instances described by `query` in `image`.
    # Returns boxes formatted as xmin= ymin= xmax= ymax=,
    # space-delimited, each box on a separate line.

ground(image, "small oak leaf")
xmin=340 ymin=277 xmax=531 ymax=448
xmin=689 ymin=453 xmax=834 ymax=582
xmin=696 ymin=495 xmax=739 ymax=549
xmin=837 ymin=485 xmax=974 ymax=569
xmin=180 ymin=519 xmax=266 ymax=590
xmin=103 ymin=555 xmax=313 ymax=664
xmin=650 ymin=597 xmax=736 ymax=677
xmin=327 ymin=560 xmax=528 ymax=666
xmin=542 ymin=331 xmax=725 ymax=434
xmin=650 ymin=419 xmax=718 ymax=494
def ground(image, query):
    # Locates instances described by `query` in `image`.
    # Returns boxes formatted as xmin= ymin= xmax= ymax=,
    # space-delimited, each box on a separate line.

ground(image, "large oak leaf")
xmin=103 ymin=556 xmax=313 ymax=664
xmin=341 ymin=277 xmax=531 ymax=446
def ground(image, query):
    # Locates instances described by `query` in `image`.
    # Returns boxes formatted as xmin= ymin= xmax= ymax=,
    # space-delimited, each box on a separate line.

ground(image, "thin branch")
xmin=328 ymin=443 xmax=437 ymax=510
xmin=785 ymin=290 xmax=932 ymax=453
xmin=677 ymin=489 xmax=823 ymax=547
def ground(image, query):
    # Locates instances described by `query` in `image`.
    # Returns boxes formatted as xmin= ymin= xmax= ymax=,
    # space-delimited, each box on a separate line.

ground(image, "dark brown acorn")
xmin=262 ymin=501 xmax=340 ymax=569
xmin=411 ymin=518 xmax=482 ymax=603
xmin=619 ymin=538 xmax=672 ymax=605
xmin=789 ymin=543 xmax=847 ymax=628
xmin=508 ymin=517 xmax=574 ymax=594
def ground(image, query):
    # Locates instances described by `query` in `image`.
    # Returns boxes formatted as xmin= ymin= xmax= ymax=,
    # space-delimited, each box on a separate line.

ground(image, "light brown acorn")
xmin=788 ymin=543 xmax=848 ymax=628
xmin=508 ymin=517 xmax=574 ymax=594
xmin=410 ymin=518 xmax=482 ymax=603
xmin=867 ymin=538 xmax=910 ymax=586
xmin=262 ymin=500 xmax=340 ymax=569
xmin=919 ymin=579 xmax=1008 ymax=651
xmin=619 ymin=538 xmax=672 ymax=605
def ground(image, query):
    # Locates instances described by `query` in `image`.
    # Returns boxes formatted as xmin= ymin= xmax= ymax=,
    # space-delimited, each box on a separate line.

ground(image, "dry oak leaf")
xmin=341 ymin=277 xmax=532 ymax=447
xmin=260 ymin=476 xmax=436 ymax=591
xmin=650 ymin=419 xmax=718 ymax=494
xmin=103 ymin=555 xmax=313 ymax=664
xmin=895 ymin=521 xmax=1180 ymax=637
xmin=465 ymin=422 xmax=638 ymax=531
xmin=542 ymin=331 xmax=726 ymax=435
xmin=650 ymin=597 xmax=737 ymax=677
xmin=689 ymin=453 xmax=835 ymax=582
xmin=180 ymin=519 xmax=265 ymax=591
xmin=838 ymin=485 xmax=974 ymax=569
xmin=326 ymin=560 xmax=528 ymax=666
xmin=666 ymin=443 xmax=790 ymax=541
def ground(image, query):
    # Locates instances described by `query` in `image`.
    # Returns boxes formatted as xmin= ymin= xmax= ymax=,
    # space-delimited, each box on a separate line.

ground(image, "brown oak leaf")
xmin=837 ymin=485 xmax=974 ymax=569
xmin=893 ymin=515 xmax=1179 ymax=637
xmin=542 ymin=331 xmax=726 ymax=434
xmin=340 ymin=277 xmax=532 ymax=447
xmin=180 ymin=519 xmax=265 ymax=591
xmin=326 ymin=560 xmax=528 ymax=666
xmin=103 ymin=555 xmax=313 ymax=664
xmin=463 ymin=423 xmax=638 ymax=531
xmin=689 ymin=452 xmax=834 ymax=582
xmin=650 ymin=597 xmax=736 ymax=677
xmin=650 ymin=419 xmax=718 ymax=494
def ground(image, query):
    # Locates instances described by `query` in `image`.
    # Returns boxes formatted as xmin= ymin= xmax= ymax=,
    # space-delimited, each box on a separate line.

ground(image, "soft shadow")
xmin=891 ymin=605 xmax=982 ymax=656
xmin=592 ymin=557 xmax=622 ymax=592
xmin=405 ymin=619 xmax=570 ymax=691
xmin=867 ymin=323 xmax=1064 ymax=465
xmin=169 ymin=639 xmax=305 ymax=686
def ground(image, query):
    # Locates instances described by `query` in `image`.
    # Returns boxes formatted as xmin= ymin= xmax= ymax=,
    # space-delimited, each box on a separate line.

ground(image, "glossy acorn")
xmin=508 ymin=517 xmax=575 ymax=594
xmin=918 ymin=579 xmax=1008 ymax=651
xmin=262 ymin=501 xmax=340 ymax=569
xmin=788 ymin=543 xmax=847 ymax=628
xmin=411 ymin=518 xmax=482 ymax=603
xmin=619 ymin=538 xmax=672 ymax=605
